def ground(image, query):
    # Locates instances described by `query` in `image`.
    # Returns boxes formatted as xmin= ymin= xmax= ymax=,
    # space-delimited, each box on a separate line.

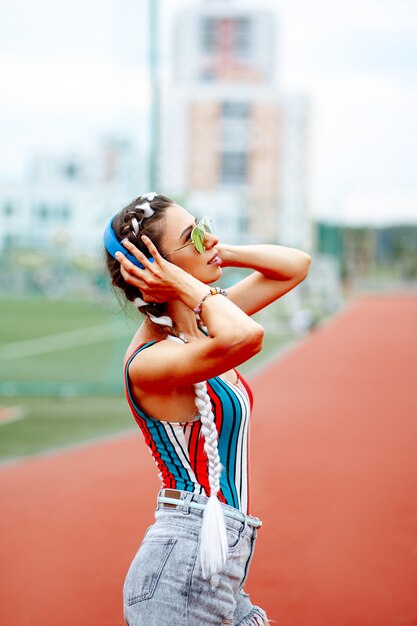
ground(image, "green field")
xmin=0 ymin=297 xmax=296 ymax=463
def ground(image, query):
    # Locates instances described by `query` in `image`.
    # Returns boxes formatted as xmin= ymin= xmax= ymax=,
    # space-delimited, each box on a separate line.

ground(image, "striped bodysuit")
xmin=124 ymin=341 xmax=254 ymax=515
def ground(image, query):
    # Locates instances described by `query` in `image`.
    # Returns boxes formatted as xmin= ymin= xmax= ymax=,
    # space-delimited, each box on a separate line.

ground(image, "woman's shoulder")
xmin=124 ymin=332 xmax=192 ymax=395
xmin=124 ymin=325 xmax=163 ymax=364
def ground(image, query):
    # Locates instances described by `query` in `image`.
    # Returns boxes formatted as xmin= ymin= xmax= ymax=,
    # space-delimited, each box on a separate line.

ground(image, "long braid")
xmin=193 ymin=380 xmax=228 ymax=578
xmin=194 ymin=381 xmax=223 ymax=499
xmin=162 ymin=333 xmax=228 ymax=579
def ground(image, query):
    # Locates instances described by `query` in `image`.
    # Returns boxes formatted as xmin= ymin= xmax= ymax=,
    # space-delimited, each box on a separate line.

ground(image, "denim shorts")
xmin=123 ymin=490 xmax=269 ymax=625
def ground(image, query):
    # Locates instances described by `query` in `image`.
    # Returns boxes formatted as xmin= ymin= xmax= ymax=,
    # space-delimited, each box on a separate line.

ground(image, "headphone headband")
xmin=103 ymin=217 xmax=154 ymax=269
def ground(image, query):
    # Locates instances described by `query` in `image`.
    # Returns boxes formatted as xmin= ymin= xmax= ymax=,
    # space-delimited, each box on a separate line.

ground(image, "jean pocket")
xmin=227 ymin=525 xmax=247 ymax=553
xmin=239 ymin=531 xmax=257 ymax=588
xmin=123 ymin=537 xmax=177 ymax=605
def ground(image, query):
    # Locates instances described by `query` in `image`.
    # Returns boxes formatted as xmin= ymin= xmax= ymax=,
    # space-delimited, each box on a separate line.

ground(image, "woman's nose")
xmin=204 ymin=231 xmax=219 ymax=248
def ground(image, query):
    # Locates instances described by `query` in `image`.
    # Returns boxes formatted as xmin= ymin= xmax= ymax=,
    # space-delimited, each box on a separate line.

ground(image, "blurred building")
xmin=159 ymin=0 xmax=312 ymax=251
xmin=0 ymin=137 xmax=145 ymax=257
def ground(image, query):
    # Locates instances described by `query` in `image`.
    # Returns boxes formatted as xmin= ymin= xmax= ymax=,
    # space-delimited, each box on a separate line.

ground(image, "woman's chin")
xmin=206 ymin=266 xmax=223 ymax=283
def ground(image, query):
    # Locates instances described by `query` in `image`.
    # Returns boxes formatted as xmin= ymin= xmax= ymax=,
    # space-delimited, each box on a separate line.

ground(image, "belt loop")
xmin=181 ymin=492 xmax=193 ymax=515
xmin=157 ymin=488 xmax=165 ymax=509
xmin=242 ymin=514 xmax=248 ymax=536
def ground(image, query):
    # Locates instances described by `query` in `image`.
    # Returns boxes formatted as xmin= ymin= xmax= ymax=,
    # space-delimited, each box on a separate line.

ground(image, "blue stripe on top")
xmin=124 ymin=341 xmax=253 ymax=514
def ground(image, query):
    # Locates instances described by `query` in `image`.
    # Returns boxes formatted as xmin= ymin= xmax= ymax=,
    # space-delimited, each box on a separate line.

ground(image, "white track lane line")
xmin=0 ymin=405 xmax=26 ymax=425
xmin=0 ymin=323 xmax=131 ymax=360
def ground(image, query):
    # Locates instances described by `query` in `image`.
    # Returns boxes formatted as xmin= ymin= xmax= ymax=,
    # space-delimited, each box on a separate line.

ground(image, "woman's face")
xmin=160 ymin=203 xmax=222 ymax=283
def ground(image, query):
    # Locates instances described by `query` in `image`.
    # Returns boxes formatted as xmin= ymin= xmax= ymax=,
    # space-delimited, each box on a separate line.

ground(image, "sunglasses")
xmin=166 ymin=216 xmax=214 ymax=256
xmin=104 ymin=214 xmax=214 ymax=270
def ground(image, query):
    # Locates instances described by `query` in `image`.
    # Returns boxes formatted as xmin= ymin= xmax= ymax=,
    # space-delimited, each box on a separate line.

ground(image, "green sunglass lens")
xmin=191 ymin=217 xmax=213 ymax=253
xmin=192 ymin=227 xmax=205 ymax=253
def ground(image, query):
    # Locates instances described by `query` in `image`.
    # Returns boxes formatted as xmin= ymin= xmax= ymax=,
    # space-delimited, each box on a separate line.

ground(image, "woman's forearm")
xmin=218 ymin=244 xmax=311 ymax=280
xmin=176 ymin=274 xmax=264 ymax=345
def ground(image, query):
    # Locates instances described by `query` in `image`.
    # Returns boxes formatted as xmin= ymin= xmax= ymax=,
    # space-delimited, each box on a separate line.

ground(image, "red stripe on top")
xmin=194 ymin=422 xmax=212 ymax=497
xmin=206 ymin=382 xmax=227 ymax=505
xmin=123 ymin=342 xmax=176 ymax=489
xmin=187 ymin=421 xmax=205 ymax=492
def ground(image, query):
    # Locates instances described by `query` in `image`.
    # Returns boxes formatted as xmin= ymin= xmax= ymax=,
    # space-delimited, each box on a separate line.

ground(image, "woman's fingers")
xmin=115 ymin=251 xmax=135 ymax=273
xmin=120 ymin=238 xmax=154 ymax=270
xmin=140 ymin=235 xmax=165 ymax=264
xmin=119 ymin=264 xmax=144 ymax=289
xmin=118 ymin=257 xmax=160 ymax=300
xmin=115 ymin=236 xmax=173 ymax=303
xmin=119 ymin=265 xmax=161 ymax=302
xmin=115 ymin=250 xmax=148 ymax=281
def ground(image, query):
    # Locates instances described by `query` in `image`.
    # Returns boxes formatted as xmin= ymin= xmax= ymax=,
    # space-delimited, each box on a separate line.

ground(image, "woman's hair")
xmin=105 ymin=193 xmax=228 ymax=579
xmin=105 ymin=193 xmax=178 ymax=337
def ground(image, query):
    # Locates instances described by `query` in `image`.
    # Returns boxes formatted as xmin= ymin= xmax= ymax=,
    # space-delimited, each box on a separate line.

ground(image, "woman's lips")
xmin=207 ymin=255 xmax=222 ymax=266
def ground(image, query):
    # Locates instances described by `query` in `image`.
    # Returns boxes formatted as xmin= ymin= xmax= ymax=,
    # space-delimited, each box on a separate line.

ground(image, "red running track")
xmin=1 ymin=294 xmax=417 ymax=625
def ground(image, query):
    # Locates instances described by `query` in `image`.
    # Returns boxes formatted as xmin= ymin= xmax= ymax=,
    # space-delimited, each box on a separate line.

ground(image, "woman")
xmin=104 ymin=192 xmax=311 ymax=625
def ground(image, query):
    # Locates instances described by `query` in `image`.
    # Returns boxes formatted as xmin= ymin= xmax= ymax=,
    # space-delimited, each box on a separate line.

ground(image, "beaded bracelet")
xmin=193 ymin=287 xmax=228 ymax=315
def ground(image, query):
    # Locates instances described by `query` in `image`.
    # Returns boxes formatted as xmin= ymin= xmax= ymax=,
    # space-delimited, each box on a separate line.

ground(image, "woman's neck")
xmin=167 ymin=300 xmax=202 ymax=339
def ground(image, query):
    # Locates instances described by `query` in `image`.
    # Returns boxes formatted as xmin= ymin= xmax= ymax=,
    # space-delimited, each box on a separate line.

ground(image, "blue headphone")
xmin=103 ymin=217 xmax=155 ymax=270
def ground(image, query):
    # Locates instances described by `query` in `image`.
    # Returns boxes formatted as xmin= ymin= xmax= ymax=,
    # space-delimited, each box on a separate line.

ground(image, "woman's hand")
xmin=211 ymin=242 xmax=311 ymax=277
xmin=214 ymin=243 xmax=233 ymax=268
xmin=211 ymin=243 xmax=311 ymax=317
xmin=115 ymin=235 xmax=190 ymax=303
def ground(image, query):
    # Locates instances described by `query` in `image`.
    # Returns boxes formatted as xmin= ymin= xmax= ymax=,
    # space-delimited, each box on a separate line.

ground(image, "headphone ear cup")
xmin=103 ymin=218 xmax=156 ymax=269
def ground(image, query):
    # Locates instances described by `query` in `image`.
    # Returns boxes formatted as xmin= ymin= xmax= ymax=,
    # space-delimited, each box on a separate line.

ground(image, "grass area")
xmin=0 ymin=297 xmax=136 ymax=390
xmin=0 ymin=396 xmax=133 ymax=460
xmin=0 ymin=296 xmax=297 ymax=463
xmin=0 ymin=298 xmax=114 ymax=342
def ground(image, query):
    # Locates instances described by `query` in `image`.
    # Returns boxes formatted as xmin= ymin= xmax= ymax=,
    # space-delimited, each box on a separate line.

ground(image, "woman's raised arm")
xmin=117 ymin=235 xmax=264 ymax=390
xmin=216 ymin=242 xmax=311 ymax=316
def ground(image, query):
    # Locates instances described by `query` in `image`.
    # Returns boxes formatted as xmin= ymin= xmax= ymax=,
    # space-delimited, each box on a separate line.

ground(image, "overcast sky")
xmin=1 ymin=0 xmax=417 ymax=225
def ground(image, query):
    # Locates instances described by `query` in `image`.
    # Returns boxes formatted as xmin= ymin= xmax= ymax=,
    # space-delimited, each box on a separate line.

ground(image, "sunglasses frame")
xmin=167 ymin=215 xmax=213 ymax=255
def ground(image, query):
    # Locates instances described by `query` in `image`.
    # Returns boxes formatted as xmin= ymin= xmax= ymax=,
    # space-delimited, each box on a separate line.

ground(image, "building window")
xmin=219 ymin=101 xmax=250 ymax=185
xmin=234 ymin=18 xmax=251 ymax=57
xmin=61 ymin=204 xmax=71 ymax=221
xmin=37 ymin=204 xmax=49 ymax=220
xmin=3 ymin=202 xmax=14 ymax=217
xmin=221 ymin=101 xmax=250 ymax=149
xmin=220 ymin=152 xmax=248 ymax=185
xmin=222 ymin=102 xmax=249 ymax=119
xmin=4 ymin=234 xmax=14 ymax=249
xmin=64 ymin=161 xmax=80 ymax=180
xmin=201 ymin=17 xmax=252 ymax=57
xmin=201 ymin=17 xmax=217 ymax=53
